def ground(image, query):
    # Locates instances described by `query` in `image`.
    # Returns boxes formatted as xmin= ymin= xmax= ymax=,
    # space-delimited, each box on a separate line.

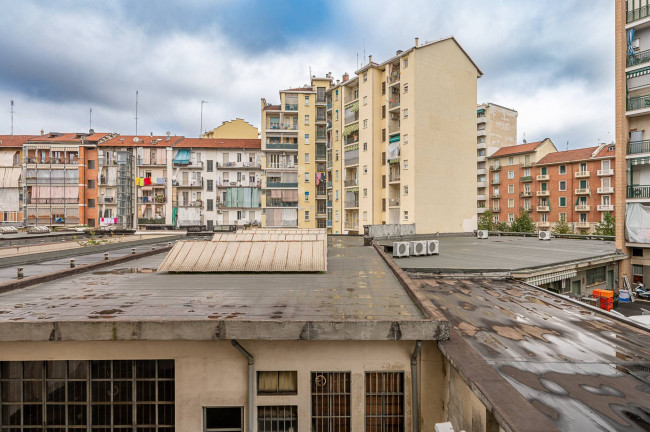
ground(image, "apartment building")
xmin=616 ymin=0 xmax=650 ymax=284
xmin=534 ymin=144 xmax=616 ymax=233
xmin=476 ymin=103 xmax=518 ymax=216
xmin=22 ymin=131 xmax=114 ymax=227
xmin=99 ymin=135 xmax=182 ymax=228
xmin=261 ymin=78 xmax=332 ymax=228
xmin=326 ymin=37 xmax=482 ymax=234
xmin=0 ymin=135 xmax=30 ymax=225
xmin=486 ymin=139 xmax=557 ymax=223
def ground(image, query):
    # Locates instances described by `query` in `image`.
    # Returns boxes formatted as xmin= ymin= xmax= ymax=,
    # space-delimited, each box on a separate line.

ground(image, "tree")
xmin=495 ymin=221 xmax=510 ymax=232
xmin=552 ymin=214 xmax=573 ymax=234
xmin=511 ymin=210 xmax=536 ymax=233
xmin=477 ymin=210 xmax=494 ymax=231
xmin=594 ymin=212 xmax=616 ymax=236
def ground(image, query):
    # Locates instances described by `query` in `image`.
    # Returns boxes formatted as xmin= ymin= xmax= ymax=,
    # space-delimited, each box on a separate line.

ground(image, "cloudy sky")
xmin=0 ymin=0 xmax=613 ymax=149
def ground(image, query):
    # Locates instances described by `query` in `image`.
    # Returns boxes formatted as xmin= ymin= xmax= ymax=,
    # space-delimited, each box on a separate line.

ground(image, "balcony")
xmin=265 ymin=198 xmax=297 ymax=207
xmin=316 ymin=209 xmax=327 ymax=218
xmin=173 ymin=179 xmax=203 ymax=188
xmin=627 ymin=94 xmax=650 ymax=112
xmin=477 ymin=194 xmax=487 ymax=201
xmin=266 ymin=124 xmax=298 ymax=131
xmin=597 ymin=169 xmax=614 ymax=176
xmin=327 ymin=200 xmax=332 ymax=207
xmin=536 ymin=174 xmax=550 ymax=181
xmin=327 ymin=181 xmax=332 ymax=188
xmin=477 ymin=142 xmax=487 ymax=150
xmin=266 ymin=162 xmax=297 ymax=170
xmin=477 ymin=207 xmax=487 ymax=214
xmin=138 ymin=217 xmax=165 ymax=225
xmin=477 ymin=181 xmax=486 ymax=188
xmin=537 ymin=221 xmax=551 ymax=228
xmin=491 ymin=179 xmax=501 ymax=185
xmin=265 ymin=142 xmax=298 ymax=150
xmin=575 ymin=205 xmax=591 ymax=212
xmin=344 ymin=179 xmax=358 ymax=187
xmin=537 ymin=205 xmax=550 ymax=212
xmin=102 ymin=197 xmax=116 ymax=204
xmin=388 ymin=122 xmax=401 ymax=134
xmin=492 ymin=207 xmax=501 ymax=213
xmin=27 ymin=198 xmax=78 ymax=204
xmin=138 ymin=196 xmax=166 ymax=204
xmin=628 ymin=49 xmax=650 ymax=68
xmin=138 ymin=158 xmax=166 ymax=166
xmin=389 ymin=99 xmax=400 ymax=110
xmin=344 ymin=112 xmax=359 ymax=125
xmin=628 ymin=185 xmax=650 ymax=198
xmin=477 ymin=129 xmax=487 ymax=137
xmin=284 ymin=103 xmax=298 ymax=111
xmin=576 ymin=222 xmax=591 ymax=229
xmin=344 ymin=156 xmax=359 ymax=166
xmin=628 ymin=5 xmax=650 ymax=23
xmin=520 ymin=176 xmax=533 ymax=182
xmin=218 ymin=161 xmax=262 ymax=169
xmin=598 ymin=204 xmax=614 ymax=211
xmin=520 ymin=191 xmax=532 ymax=198
xmin=598 ymin=186 xmax=614 ymax=194
xmin=98 ymin=157 xmax=117 ymax=166
xmin=574 ymin=171 xmax=590 ymax=178
xmin=490 ymin=165 xmax=501 ymax=171
xmin=389 ymin=174 xmax=400 ymax=183
xmin=477 ymin=168 xmax=487 ymax=176
xmin=628 ymin=140 xmax=650 ymax=155
xmin=345 ymin=200 xmax=359 ymax=208
xmin=345 ymin=222 xmax=359 ymax=231
xmin=174 ymin=160 xmax=204 ymax=169
xmin=575 ymin=188 xmax=591 ymax=195
xmin=177 ymin=201 xmax=203 ymax=208
xmin=477 ymin=116 xmax=486 ymax=124
xmin=477 ymin=155 xmax=486 ymax=163
xmin=492 ymin=193 xmax=500 ymax=199
xmin=266 ymin=181 xmax=298 ymax=188
xmin=344 ymin=92 xmax=359 ymax=104
xmin=389 ymin=198 xmax=400 ymax=207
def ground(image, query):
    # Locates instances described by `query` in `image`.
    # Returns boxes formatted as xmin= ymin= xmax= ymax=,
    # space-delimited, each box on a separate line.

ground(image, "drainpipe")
xmin=411 ymin=340 xmax=422 ymax=432
xmin=231 ymin=340 xmax=254 ymax=432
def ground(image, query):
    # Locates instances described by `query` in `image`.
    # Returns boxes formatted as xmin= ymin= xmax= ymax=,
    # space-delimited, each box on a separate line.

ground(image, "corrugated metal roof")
xmin=159 ymin=229 xmax=327 ymax=273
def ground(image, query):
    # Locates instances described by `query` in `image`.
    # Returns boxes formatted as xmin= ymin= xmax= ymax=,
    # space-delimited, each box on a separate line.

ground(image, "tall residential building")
xmin=22 ymin=131 xmax=114 ymax=227
xmin=534 ymin=144 xmax=616 ymax=233
xmin=325 ymin=37 xmax=482 ymax=234
xmin=476 ymin=103 xmax=518 ymax=216
xmin=0 ymin=135 xmax=30 ymax=225
xmin=485 ymin=139 xmax=557 ymax=224
xmin=616 ymin=1 xmax=650 ymax=285
xmin=261 ymin=77 xmax=332 ymax=228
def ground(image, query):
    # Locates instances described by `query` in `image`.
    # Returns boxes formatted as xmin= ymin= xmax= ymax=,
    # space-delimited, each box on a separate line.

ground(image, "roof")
xmin=595 ymin=143 xmax=616 ymax=158
xmin=158 ymin=230 xmax=327 ymax=273
xmin=27 ymin=132 xmax=112 ymax=143
xmin=490 ymin=140 xmax=547 ymax=158
xmin=99 ymin=135 xmax=184 ymax=147
xmin=174 ymin=138 xmax=261 ymax=149
xmin=537 ymin=146 xmax=599 ymax=165
xmin=0 ymin=135 xmax=36 ymax=147
xmin=281 ymin=86 xmax=314 ymax=93
xmin=263 ymin=104 xmax=281 ymax=111
xmin=422 ymin=278 xmax=650 ymax=432
xmin=0 ymin=236 xmax=446 ymax=341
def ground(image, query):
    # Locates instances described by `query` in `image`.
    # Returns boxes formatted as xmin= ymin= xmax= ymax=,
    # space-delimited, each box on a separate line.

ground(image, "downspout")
xmin=411 ymin=340 xmax=422 ymax=432
xmin=231 ymin=340 xmax=254 ymax=432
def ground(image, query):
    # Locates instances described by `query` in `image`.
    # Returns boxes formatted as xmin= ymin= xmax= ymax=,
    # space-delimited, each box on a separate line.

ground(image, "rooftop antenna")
xmin=363 ymin=38 xmax=366 ymax=64
xmin=309 ymin=66 xmax=312 ymax=78
xmin=135 ymin=90 xmax=139 ymax=136
xmin=566 ymin=141 xmax=569 ymax=151
xmin=200 ymin=100 xmax=208 ymax=137
xmin=10 ymin=100 xmax=14 ymax=135
xmin=522 ymin=132 xmax=526 ymax=144
xmin=89 ymin=107 xmax=92 ymax=130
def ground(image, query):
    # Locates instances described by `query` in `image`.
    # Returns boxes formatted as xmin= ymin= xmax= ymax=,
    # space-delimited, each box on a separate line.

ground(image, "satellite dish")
xmin=166 ymin=131 xmax=171 ymax=136
xmin=133 ymin=137 xmax=140 ymax=142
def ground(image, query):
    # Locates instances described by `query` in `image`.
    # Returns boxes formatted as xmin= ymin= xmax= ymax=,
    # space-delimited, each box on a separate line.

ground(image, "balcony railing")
xmin=28 ymin=198 xmax=78 ymax=204
xmin=138 ymin=217 xmax=165 ymax=225
xmin=628 ymin=49 xmax=650 ymax=67
xmin=597 ymin=169 xmax=614 ymax=176
xmin=389 ymin=174 xmax=400 ymax=183
xmin=627 ymin=94 xmax=650 ymax=111
xmin=537 ymin=205 xmax=550 ymax=212
xmin=267 ymin=124 xmax=298 ymax=131
xmin=574 ymin=171 xmax=590 ymax=178
xmin=102 ymin=197 xmax=115 ymax=204
xmin=265 ymin=143 xmax=298 ymax=150
xmin=138 ymin=196 xmax=166 ymax=204
xmin=265 ymin=198 xmax=298 ymax=207
xmin=177 ymin=201 xmax=203 ymax=208
xmin=490 ymin=165 xmax=501 ymax=171
xmin=389 ymin=99 xmax=400 ymax=110
xmin=575 ymin=188 xmax=591 ymax=195
xmin=345 ymin=200 xmax=359 ymax=208
xmin=538 ymin=221 xmax=551 ymax=228
xmin=598 ymin=187 xmax=614 ymax=194
xmin=344 ymin=157 xmax=359 ymax=166
xmin=284 ymin=103 xmax=298 ymax=111
xmin=491 ymin=179 xmax=501 ymax=185
xmin=492 ymin=207 xmax=501 ymax=213
xmin=389 ymin=198 xmax=400 ymax=207
xmin=388 ymin=123 xmax=400 ymax=134
xmin=520 ymin=191 xmax=532 ymax=198
xmin=138 ymin=158 xmax=165 ymax=166
xmin=344 ymin=112 xmax=359 ymax=124
xmin=344 ymin=92 xmax=359 ymax=104
xmin=173 ymin=179 xmax=203 ymax=188
xmin=344 ymin=135 xmax=358 ymax=145
xmin=266 ymin=181 xmax=298 ymax=188
xmin=628 ymin=185 xmax=650 ymax=198
xmin=597 ymin=204 xmax=614 ymax=211
xmin=98 ymin=157 xmax=117 ymax=166
xmin=575 ymin=204 xmax=591 ymax=212
xmin=218 ymin=161 xmax=262 ymax=168
xmin=344 ymin=179 xmax=358 ymax=187
xmin=628 ymin=6 xmax=650 ymax=23
xmin=536 ymin=174 xmax=550 ymax=181
xmin=520 ymin=176 xmax=533 ymax=182
xmin=217 ymin=181 xmax=261 ymax=188
xmin=576 ymin=222 xmax=591 ymax=229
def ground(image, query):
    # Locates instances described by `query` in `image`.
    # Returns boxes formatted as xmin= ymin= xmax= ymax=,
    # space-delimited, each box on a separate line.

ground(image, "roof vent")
xmin=396 ymin=50 xmax=403 ymax=55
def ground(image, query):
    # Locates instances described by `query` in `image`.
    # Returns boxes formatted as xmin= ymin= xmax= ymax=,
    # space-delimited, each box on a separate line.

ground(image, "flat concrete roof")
xmin=0 ymin=237 xmax=447 ymax=341
xmin=379 ymin=236 xmax=623 ymax=275
xmin=422 ymin=277 xmax=650 ymax=432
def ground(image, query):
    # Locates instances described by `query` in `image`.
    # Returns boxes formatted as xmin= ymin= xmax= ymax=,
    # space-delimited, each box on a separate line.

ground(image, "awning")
xmin=173 ymin=149 xmax=190 ymax=164
xmin=344 ymin=143 xmax=359 ymax=152
xmin=345 ymin=100 xmax=360 ymax=112
xmin=524 ymin=269 xmax=577 ymax=286
xmin=343 ymin=123 xmax=359 ymax=136
xmin=389 ymin=135 xmax=400 ymax=143
xmin=627 ymin=66 xmax=650 ymax=79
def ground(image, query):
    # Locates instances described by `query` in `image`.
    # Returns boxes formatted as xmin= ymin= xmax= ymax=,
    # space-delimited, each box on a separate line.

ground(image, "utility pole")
xmin=135 ymin=91 xmax=139 ymax=136
xmin=10 ymin=100 xmax=14 ymax=135
xmin=200 ymin=100 xmax=208 ymax=137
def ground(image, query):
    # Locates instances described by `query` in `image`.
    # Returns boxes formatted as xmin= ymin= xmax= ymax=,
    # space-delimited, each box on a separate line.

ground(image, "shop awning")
xmin=524 ymin=269 xmax=577 ymax=286
xmin=173 ymin=149 xmax=190 ymax=164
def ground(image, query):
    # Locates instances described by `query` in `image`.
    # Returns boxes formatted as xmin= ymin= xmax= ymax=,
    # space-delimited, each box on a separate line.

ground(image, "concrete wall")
xmin=366 ymin=223 xmax=416 ymax=239
xmin=0 ymin=339 xmax=446 ymax=432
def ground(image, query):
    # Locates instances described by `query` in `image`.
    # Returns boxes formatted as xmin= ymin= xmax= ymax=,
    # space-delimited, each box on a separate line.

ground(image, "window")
xmin=207 ymin=199 xmax=214 ymax=211
xmin=524 ymin=168 xmax=531 ymax=176
xmin=305 ymin=192 xmax=309 ymax=202
xmin=305 ymin=95 xmax=310 ymax=106
xmin=382 ymin=198 xmax=386 ymax=211
xmin=586 ymin=267 xmax=606 ymax=285
xmin=403 ymin=109 xmax=408 ymax=118
xmin=493 ymin=186 xmax=499 ymax=196
xmin=403 ymin=58 xmax=408 ymax=68
xmin=541 ymin=213 xmax=548 ymax=222
xmin=579 ymin=162 xmax=587 ymax=172
xmin=559 ymin=197 xmax=566 ymax=207
xmin=236 ymin=153 xmax=242 ymax=162
xmin=363 ymin=165 xmax=368 ymax=174
xmin=311 ymin=372 xmax=350 ymax=432
xmin=336 ymin=131 xmax=339 ymax=141
xmin=559 ymin=181 xmax=566 ymax=191
xmin=633 ymin=264 xmax=644 ymax=277
xmin=559 ymin=212 xmax=567 ymax=222
xmin=305 ymin=153 xmax=310 ymax=163
xmin=381 ymin=82 xmax=386 ymax=95
xmin=541 ymin=166 xmax=547 ymax=175
xmin=404 ymin=83 xmax=408 ymax=93
xmin=336 ymin=110 xmax=339 ymax=120
xmin=335 ymin=190 xmax=339 ymax=201
xmin=207 ymin=179 xmax=213 ymax=192
xmin=87 ymin=218 xmax=95 ymax=227
xmin=207 ymin=160 xmax=213 ymax=172
xmin=257 ymin=371 xmax=297 ymax=395
xmin=335 ymin=170 xmax=339 ymax=181
xmin=363 ymin=142 xmax=367 ymax=151
xmin=382 ymin=175 xmax=386 ymax=188
xmin=508 ymin=213 xmax=514 ymax=222
xmin=363 ymin=119 xmax=368 ymax=128
xmin=508 ymin=199 xmax=514 ymax=208
xmin=404 ymin=185 xmax=408 ymax=195
xmin=602 ymin=159 xmax=611 ymax=170
xmin=382 ymin=152 xmax=386 ymax=165
xmin=633 ymin=248 xmax=644 ymax=257
xmin=381 ymin=105 xmax=386 ymax=119
xmin=404 ymin=134 xmax=408 ymax=145
xmin=363 ymin=72 xmax=368 ymax=82
xmin=305 ymin=211 xmax=310 ymax=221
xmin=508 ymin=184 xmax=514 ymax=194
xmin=0 ymin=360 xmax=175 ymax=430
xmin=258 ymin=406 xmax=298 ymax=432
xmin=365 ymin=372 xmax=404 ymax=432
xmin=205 ymin=407 xmax=242 ymax=432
xmin=305 ymin=172 xmax=309 ymax=182
xmin=335 ymin=89 xmax=339 ymax=100
xmin=363 ymin=188 xmax=368 ymax=197
xmin=87 ymin=160 xmax=95 ymax=169
xmin=363 ymin=96 xmax=368 ymax=105
xmin=336 ymin=150 xmax=339 ymax=161
xmin=88 ymin=179 xmax=95 ymax=189
xmin=363 ymin=211 xmax=368 ymax=221
xmin=382 ymin=129 xmax=386 ymax=142
xmin=305 ymin=115 xmax=310 ymax=125
xmin=87 ymin=198 xmax=95 ymax=208
xmin=559 ymin=165 xmax=566 ymax=174
xmin=305 ymin=134 xmax=310 ymax=144
xmin=509 ymin=157 xmax=514 ymax=165
xmin=508 ymin=170 xmax=514 ymax=179
xmin=404 ymin=160 xmax=408 ymax=170
xmin=404 ymin=211 xmax=408 ymax=221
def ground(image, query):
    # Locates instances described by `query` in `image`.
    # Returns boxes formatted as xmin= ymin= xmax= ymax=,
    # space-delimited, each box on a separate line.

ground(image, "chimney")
xmin=368 ymin=55 xmax=372 ymax=63
xmin=415 ymin=37 xmax=419 ymax=47
xmin=89 ymin=128 xmax=94 ymax=134
xmin=40 ymin=129 xmax=44 ymax=136
xmin=342 ymin=72 xmax=349 ymax=82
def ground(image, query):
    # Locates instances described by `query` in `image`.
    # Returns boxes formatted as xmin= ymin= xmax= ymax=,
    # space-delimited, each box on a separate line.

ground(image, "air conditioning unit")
xmin=426 ymin=240 xmax=439 ymax=255
xmin=633 ymin=38 xmax=641 ymax=51
xmin=392 ymin=241 xmax=410 ymax=258
xmin=539 ymin=231 xmax=551 ymax=241
xmin=477 ymin=230 xmax=489 ymax=239
xmin=217 ymin=210 xmax=223 ymax=214
xmin=410 ymin=241 xmax=427 ymax=256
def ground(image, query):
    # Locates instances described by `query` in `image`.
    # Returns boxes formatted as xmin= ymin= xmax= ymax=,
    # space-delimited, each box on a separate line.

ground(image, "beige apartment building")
xmin=0 ymin=135 xmax=29 ymax=225
xmin=616 ymin=0 xmax=650 ymax=285
xmin=326 ymin=37 xmax=482 ymax=234
xmin=476 ymin=103 xmax=518 ymax=217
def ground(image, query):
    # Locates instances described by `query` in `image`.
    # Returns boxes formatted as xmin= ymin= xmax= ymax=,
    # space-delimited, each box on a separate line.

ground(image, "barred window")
xmin=0 ymin=360 xmax=174 ymax=431
xmin=311 ymin=372 xmax=350 ymax=432
xmin=365 ymin=372 xmax=404 ymax=432
xmin=257 ymin=406 xmax=297 ymax=432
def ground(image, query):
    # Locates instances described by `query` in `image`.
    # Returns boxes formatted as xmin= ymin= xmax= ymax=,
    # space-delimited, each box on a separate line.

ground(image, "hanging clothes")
xmin=144 ymin=177 xmax=152 ymax=186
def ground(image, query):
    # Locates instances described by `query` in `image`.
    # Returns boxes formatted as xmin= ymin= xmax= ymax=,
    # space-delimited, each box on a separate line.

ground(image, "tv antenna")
xmin=10 ymin=100 xmax=14 ymax=135
xmin=89 ymin=107 xmax=92 ymax=130
xmin=135 ymin=90 xmax=139 ymax=135
xmin=200 ymin=100 xmax=208 ymax=137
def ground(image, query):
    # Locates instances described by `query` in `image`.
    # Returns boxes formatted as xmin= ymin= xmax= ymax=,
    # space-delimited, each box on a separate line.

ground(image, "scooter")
xmin=635 ymin=283 xmax=650 ymax=300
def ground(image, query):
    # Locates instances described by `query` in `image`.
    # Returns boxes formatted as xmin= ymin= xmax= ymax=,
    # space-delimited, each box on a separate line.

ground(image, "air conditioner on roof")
xmin=410 ymin=240 xmax=427 ymax=256
xmin=427 ymin=240 xmax=439 ymax=255
xmin=539 ymin=231 xmax=551 ymax=241
xmin=393 ymin=241 xmax=410 ymax=258
xmin=477 ymin=230 xmax=489 ymax=239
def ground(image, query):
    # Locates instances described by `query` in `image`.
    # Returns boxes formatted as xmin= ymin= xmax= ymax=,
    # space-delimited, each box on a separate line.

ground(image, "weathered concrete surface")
xmin=365 ymin=223 xmax=416 ymax=239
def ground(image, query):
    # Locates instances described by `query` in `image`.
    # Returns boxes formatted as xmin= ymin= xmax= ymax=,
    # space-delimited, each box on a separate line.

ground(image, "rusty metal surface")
xmin=423 ymin=278 xmax=650 ymax=432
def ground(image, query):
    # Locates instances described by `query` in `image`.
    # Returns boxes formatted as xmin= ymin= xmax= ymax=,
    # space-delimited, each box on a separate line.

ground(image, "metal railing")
xmin=628 ymin=48 xmax=650 ymax=67
xmin=266 ymin=181 xmax=298 ymax=188
xmin=265 ymin=143 xmax=298 ymax=150
xmin=389 ymin=198 xmax=400 ymax=206
xmin=345 ymin=200 xmax=359 ymax=208
xmin=628 ymin=185 xmax=650 ymax=198
xmin=98 ymin=157 xmax=117 ymax=166
xmin=389 ymin=174 xmax=400 ymax=182
xmin=344 ymin=157 xmax=359 ymax=166
xmin=218 ymin=161 xmax=262 ymax=168
xmin=627 ymin=94 xmax=650 ymax=111
xmin=344 ymin=179 xmax=358 ymax=187
xmin=138 ymin=196 xmax=166 ymax=204
xmin=389 ymin=122 xmax=400 ymax=134
xmin=138 ymin=217 xmax=166 ymax=225
xmin=267 ymin=124 xmax=298 ymax=131
xmin=344 ymin=135 xmax=358 ymax=145
xmin=628 ymin=5 xmax=650 ymax=23
xmin=344 ymin=113 xmax=359 ymax=124
xmin=389 ymin=99 xmax=400 ymax=109
xmin=28 ymin=198 xmax=78 ymax=204
xmin=520 ymin=176 xmax=533 ymax=182
xmin=172 ymin=179 xmax=203 ymax=187
xmin=628 ymin=140 xmax=650 ymax=155
xmin=575 ymin=204 xmax=591 ymax=211
xmin=266 ymin=162 xmax=297 ymax=169
xmin=284 ymin=103 xmax=298 ymax=111
xmin=265 ymin=198 xmax=298 ymax=207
